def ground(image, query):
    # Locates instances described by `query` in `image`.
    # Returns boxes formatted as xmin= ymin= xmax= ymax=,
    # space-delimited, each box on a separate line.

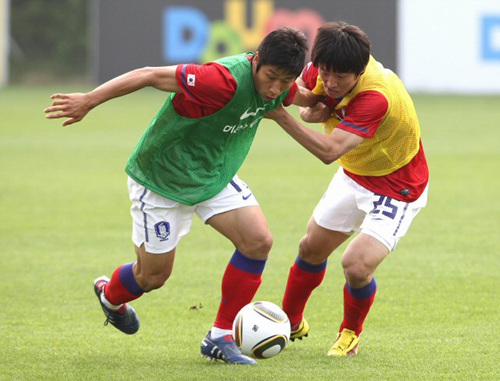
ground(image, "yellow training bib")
xmin=313 ymin=57 xmax=421 ymax=176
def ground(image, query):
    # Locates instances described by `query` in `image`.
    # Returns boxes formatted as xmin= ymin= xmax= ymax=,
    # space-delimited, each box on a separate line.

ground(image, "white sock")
xmin=211 ymin=327 xmax=232 ymax=340
xmin=100 ymin=290 xmax=123 ymax=311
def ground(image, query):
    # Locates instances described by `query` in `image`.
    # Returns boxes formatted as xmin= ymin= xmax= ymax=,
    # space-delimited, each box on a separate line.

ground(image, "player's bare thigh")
xmin=298 ymin=217 xmax=350 ymax=264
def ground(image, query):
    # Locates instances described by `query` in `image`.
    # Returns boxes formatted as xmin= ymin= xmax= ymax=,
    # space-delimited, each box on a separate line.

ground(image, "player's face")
xmin=318 ymin=66 xmax=361 ymax=98
xmin=252 ymin=57 xmax=296 ymax=101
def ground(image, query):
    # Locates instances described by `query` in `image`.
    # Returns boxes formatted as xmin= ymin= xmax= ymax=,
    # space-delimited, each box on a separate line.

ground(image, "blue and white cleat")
xmin=93 ymin=276 xmax=140 ymax=335
xmin=200 ymin=331 xmax=257 ymax=365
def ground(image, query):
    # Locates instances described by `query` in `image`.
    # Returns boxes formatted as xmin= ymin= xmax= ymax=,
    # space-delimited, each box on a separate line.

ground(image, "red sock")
xmin=104 ymin=262 xmax=144 ymax=306
xmin=340 ymin=278 xmax=377 ymax=335
xmin=282 ymin=257 xmax=327 ymax=328
xmin=214 ymin=250 xmax=266 ymax=330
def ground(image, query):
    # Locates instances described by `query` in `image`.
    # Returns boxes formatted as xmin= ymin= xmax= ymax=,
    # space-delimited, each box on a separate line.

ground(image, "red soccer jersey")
xmin=301 ymin=63 xmax=428 ymax=202
xmin=173 ymin=56 xmax=298 ymax=118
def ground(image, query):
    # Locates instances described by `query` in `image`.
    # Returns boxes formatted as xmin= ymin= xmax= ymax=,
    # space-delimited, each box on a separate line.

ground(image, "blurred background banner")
xmin=9 ymin=0 xmax=87 ymax=85
xmin=5 ymin=0 xmax=500 ymax=93
xmin=90 ymin=0 xmax=397 ymax=84
xmin=0 ymin=0 xmax=8 ymax=86
xmin=398 ymin=0 xmax=500 ymax=94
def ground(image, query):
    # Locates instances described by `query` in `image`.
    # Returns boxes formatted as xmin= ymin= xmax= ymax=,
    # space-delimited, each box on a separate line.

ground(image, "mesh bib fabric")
xmin=313 ymin=56 xmax=421 ymax=176
xmin=125 ymin=53 xmax=289 ymax=205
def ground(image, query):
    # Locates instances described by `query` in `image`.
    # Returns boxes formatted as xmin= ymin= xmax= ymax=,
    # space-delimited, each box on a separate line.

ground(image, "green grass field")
xmin=1 ymin=86 xmax=499 ymax=380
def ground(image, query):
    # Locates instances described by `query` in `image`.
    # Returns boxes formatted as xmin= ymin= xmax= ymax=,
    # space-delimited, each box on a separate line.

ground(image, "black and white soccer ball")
xmin=232 ymin=301 xmax=291 ymax=359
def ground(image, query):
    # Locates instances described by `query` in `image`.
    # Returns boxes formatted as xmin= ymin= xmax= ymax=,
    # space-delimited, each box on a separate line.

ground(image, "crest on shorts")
xmin=154 ymin=221 xmax=170 ymax=241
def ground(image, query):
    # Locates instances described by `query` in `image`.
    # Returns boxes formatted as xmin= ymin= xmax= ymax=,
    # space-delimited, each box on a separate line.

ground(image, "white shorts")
xmin=128 ymin=175 xmax=259 ymax=254
xmin=313 ymin=168 xmax=428 ymax=252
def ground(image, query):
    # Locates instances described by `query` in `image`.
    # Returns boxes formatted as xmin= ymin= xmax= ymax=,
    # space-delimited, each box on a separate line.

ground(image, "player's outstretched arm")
xmin=292 ymin=85 xmax=323 ymax=108
xmin=299 ymin=102 xmax=331 ymax=124
xmin=44 ymin=66 xmax=180 ymax=127
xmin=292 ymin=74 xmax=322 ymax=108
xmin=265 ymin=106 xmax=363 ymax=164
xmin=291 ymin=75 xmax=330 ymax=121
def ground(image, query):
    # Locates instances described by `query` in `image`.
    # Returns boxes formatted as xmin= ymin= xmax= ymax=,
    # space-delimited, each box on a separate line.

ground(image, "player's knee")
xmin=238 ymin=231 xmax=273 ymax=258
xmin=342 ymin=260 xmax=371 ymax=286
xmin=298 ymin=235 xmax=313 ymax=256
xmin=298 ymin=235 xmax=326 ymax=264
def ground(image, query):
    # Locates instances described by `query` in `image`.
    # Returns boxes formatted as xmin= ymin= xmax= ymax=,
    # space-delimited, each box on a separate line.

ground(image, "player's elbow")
xmin=321 ymin=156 xmax=336 ymax=165
xmin=319 ymin=140 xmax=357 ymax=165
xmin=129 ymin=66 xmax=158 ymax=87
xmin=318 ymin=147 xmax=341 ymax=165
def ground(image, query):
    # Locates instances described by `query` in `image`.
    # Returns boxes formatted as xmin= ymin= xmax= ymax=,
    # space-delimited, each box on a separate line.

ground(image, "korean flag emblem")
xmin=154 ymin=221 xmax=170 ymax=241
xmin=187 ymin=74 xmax=196 ymax=87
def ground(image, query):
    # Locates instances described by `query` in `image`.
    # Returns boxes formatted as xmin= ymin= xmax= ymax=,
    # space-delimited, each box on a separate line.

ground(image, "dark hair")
xmin=311 ymin=22 xmax=371 ymax=75
xmin=256 ymin=27 xmax=308 ymax=77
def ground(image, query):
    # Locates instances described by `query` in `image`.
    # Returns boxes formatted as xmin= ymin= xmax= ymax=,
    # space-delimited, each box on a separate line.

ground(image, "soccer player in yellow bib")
xmin=266 ymin=22 xmax=429 ymax=356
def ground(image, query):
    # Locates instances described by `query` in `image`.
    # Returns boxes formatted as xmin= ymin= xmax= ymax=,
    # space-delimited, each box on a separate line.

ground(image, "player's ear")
xmin=253 ymin=52 xmax=259 ymax=70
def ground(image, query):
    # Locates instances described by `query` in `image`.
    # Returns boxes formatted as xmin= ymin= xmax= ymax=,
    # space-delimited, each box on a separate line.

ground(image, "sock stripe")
xmin=346 ymin=278 xmax=377 ymax=300
xmin=229 ymin=250 xmax=266 ymax=274
xmin=295 ymin=256 xmax=327 ymax=273
xmin=119 ymin=262 xmax=144 ymax=296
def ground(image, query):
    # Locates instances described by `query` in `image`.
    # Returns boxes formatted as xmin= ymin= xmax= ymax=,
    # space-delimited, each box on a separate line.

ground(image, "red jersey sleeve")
xmin=173 ymin=62 xmax=237 ymax=118
xmin=173 ymin=61 xmax=298 ymax=116
xmin=336 ymin=91 xmax=388 ymax=138
xmin=282 ymin=82 xmax=298 ymax=106
xmin=300 ymin=62 xmax=319 ymax=90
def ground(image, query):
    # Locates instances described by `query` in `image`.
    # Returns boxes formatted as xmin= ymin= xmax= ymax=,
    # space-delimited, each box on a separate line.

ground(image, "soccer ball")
xmin=233 ymin=301 xmax=291 ymax=359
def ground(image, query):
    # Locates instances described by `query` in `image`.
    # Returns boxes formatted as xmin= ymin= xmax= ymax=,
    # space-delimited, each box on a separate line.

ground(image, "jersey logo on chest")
xmin=240 ymin=106 xmax=266 ymax=120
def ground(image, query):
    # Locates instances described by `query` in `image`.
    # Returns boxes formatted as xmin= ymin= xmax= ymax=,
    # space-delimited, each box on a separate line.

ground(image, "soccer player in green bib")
xmin=45 ymin=28 xmax=316 ymax=365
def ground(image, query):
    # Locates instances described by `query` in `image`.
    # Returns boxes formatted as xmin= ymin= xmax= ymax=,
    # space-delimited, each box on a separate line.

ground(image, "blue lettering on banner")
xmin=481 ymin=15 xmax=500 ymax=61
xmin=163 ymin=7 xmax=209 ymax=62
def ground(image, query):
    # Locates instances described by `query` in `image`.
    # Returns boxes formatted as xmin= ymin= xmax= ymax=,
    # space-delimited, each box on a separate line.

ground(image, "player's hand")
xmin=264 ymin=105 xmax=288 ymax=121
xmin=44 ymin=93 xmax=93 ymax=127
xmin=299 ymin=102 xmax=331 ymax=123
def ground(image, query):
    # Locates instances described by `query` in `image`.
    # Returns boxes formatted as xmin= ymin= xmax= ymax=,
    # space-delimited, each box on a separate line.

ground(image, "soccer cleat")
xmin=200 ymin=331 xmax=257 ymax=365
xmin=327 ymin=328 xmax=360 ymax=356
xmin=93 ymin=276 xmax=140 ymax=335
xmin=290 ymin=318 xmax=309 ymax=342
